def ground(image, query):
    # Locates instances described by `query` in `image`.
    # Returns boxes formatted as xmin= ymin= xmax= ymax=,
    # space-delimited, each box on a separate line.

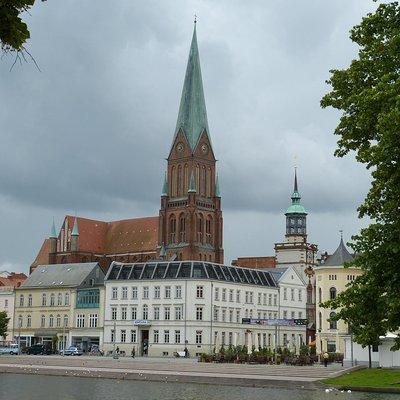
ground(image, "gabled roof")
xmin=173 ymin=24 xmax=211 ymax=152
xmin=0 ymin=273 xmax=27 ymax=288
xmin=31 ymin=238 xmax=51 ymax=269
xmin=321 ymin=238 xmax=353 ymax=267
xmin=22 ymin=263 xmax=103 ymax=288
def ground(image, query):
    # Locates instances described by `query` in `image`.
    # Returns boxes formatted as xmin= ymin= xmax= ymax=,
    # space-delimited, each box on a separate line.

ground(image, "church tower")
xmin=158 ymin=23 xmax=223 ymax=263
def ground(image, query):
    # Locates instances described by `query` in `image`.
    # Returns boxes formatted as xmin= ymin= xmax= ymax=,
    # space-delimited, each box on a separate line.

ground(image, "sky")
xmin=0 ymin=1 xmax=379 ymax=273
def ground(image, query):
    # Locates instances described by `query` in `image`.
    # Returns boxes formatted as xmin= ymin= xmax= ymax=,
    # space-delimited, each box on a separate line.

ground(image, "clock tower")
xmin=158 ymin=23 xmax=223 ymax=263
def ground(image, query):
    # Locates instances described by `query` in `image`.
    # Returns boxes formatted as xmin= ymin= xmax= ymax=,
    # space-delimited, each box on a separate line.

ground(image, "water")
xmin=0 ymin=374 xmax=399 ymax=400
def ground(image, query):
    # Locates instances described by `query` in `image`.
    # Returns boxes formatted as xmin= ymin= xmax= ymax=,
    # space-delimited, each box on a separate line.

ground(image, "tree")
xmin=0 ymin=311 xmax=10 ymax=339
xmin=321 ymin=2 xmax=400 ymax=351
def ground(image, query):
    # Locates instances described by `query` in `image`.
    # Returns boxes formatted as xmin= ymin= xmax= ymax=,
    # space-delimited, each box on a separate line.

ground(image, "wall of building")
xmin=0 ymin=286 xmax=15 ymax=341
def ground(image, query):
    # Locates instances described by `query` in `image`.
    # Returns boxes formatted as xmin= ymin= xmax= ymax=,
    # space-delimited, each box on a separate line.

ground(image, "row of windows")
xmin=168 ymin=213 xmax=214 ymax=245
xmin=347 ymin=275 xmax=356 ymax=281
xmin=328 ymin=274 xmax=337 ymax=280
xmin=282 ymin=310 xmax=303 ymax=319
xmin=318 ymin=311 xmax=337 ymax=330
xmin=282 ymin=288 xmax=303 ymax=302
xmin=318 ymin=287 xmax=338 ymax=303
xmin=214 ymin=288 xmax=277 ymax=305
xmin=76 ymin=314 xmax=98 ymax=328
xmin=18 ymin=293 xmax=70 ymax=308
xmin=17 ymin=314 xmax=69 ymax=328
xmin=110 ymin=305 xmax=184 ymax=321
xmin=111 ymin=285 xmax=184 ymax=300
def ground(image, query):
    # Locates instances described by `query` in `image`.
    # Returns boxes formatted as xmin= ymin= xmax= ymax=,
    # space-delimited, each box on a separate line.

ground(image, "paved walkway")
xmin=0 ymin=355 xmax=355 ymax=389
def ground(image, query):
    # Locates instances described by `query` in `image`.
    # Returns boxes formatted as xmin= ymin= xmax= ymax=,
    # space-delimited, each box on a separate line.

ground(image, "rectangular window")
xmin=28 ymin=296 xmax=32 ymax=307
xmin=121 ymin=330 xmax=126 ymax=343
xmin=112 ymin=287 xmax=118 ymax=300
xmin=268 ymin=294 xmax=272 ymax=305
xmin=196 ymin=286 xmax=204 ymax=299
xmin=196 ymin=330 xmax=202 ymax=344
xmin=131 ymin=307 xmax=137 ymax=320
xmin=131 ymin=287 xmax=138 ymax=299
xmin=291 ymin=289 xmax=295 ymax=301
xmin=222 ymin=309 xmax=226 ymax=322
xmin=121 ymin=307 xmax=127 ymax=320
xmin=196 ymin=307 xmax=203 ymax=321
xmin=111 ymin=329 xmax=115 ymax=343
xmin=222 ymin=332 xmax=226 ymax=345
xmin=298 ymin=290 xmax=302 ymax=302
xmin=283 ymin=310 xmax=287 ymax=319
xmin=273 ymin=294 xmax=277 ymax=306
xmin=175 ymin=330 xmax=181 ymax=344
xmin=291 ymin=311 xmax=295 ymax=319
xmin=214 ymin=307 xmax=219 ymax=321
xmin=175 ymin=285 xmax=182 ymax=299
xmin=263 ymin=293 xmax=267 ymax=305
xmin=229 ymin=332 xmax=233 ymax=346
xmin=131 ymin=330 xmax=137 ymax=343
xmin=164 ymin=330 xmax=170 ymax=343
xmin=122 ymin=287 xmax=128 ymax=299
xmin=229 ymin=309 xmax=233 ymax=322
xmin=164 ymin=306 xmax=170 ymax=320
xmin=89 ymin=314 xmax=98 ymax=328
xmin=222 ymin=289 xmax=226 ymax=301
xmin=214 ymin=288 xmax=219 ymax=301
xmin=249 ymin=292 xmax=253 ymax=304
xmin=153 ymin=330 xmax=159 ymax=343
xmin=229 ymin=289 xmax=234 ymax=302
xmin=154 ymin=286 xmax=160 ymax=299
xmin=283 ymin=288 xmax=287 ymax=300
xmin=76 ymin=314 xmax=85 ymax=328
xmin=236 ymin=290 xmax=240 ymax=303
xmin=111 ymin=307 xmax=117 ymax=320
xmin=236 ymin=309 xmax=240 ymax=323
xmin=165 ymin=286 xmax=171 ymax=299
xmin=19 ymin=295 xmax=24 ymax=307
xmin=143 ymin=287 xmax=149 ymax=299
xmin=298 ymin=311 xmax=303 ymax=319
xmin=142 ymin=305 xmax=148 ymax=319
xmin=175 ymin=306 xmax=182 ymax=320
xmin=258 ymin=293 xmax=261 ymax=305
xmin=154 ymin=306 xmax=160 ymax=320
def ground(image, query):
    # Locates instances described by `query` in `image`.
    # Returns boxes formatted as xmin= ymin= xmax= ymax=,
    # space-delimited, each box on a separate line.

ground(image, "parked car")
xmin=62 ymin=346 xmax=83 ymax=356
xmin=0 ymin=344 xmax=19 ymax=355
xmin=25 ymin=344 xmax=52 ymax=355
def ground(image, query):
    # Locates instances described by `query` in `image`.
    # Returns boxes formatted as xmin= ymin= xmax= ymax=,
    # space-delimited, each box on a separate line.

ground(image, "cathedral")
xmin=31 ymin=24 xmax=223 ymax=273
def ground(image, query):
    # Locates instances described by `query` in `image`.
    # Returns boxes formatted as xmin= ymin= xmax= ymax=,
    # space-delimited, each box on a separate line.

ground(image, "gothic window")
xmin=184 ymin=164 xmax=188 ymax=193
xmin=318 ymin=312 xmax=322 ymax=330
xmin=329 ymin=312 xmax=337 ymax=330
xmin=207 ymin=168 xmax=212 ymax=197
xmin=201 ymin=166 xmax=206 ymax=196
xmin=196 ymin=164 xmax=200 ymax=192
xmin=177 ymin=165 xmax=183 ymax=196
xmin=169 ymin=215 xmax=176 ymax=243
xmin=318 ymin=287 xmax=322 ymax=303
xmin=206 ymin=215 xmax=213 ymax=245
xmin=329 ymin=287 xmax=337 ymax=300
xmin=179 ymin=214 xmax=186 ymax=242
xmin=197 ymin=214 xmax=204 ymax=243
xmin=171 ymin=166 xmax=177 ymax=197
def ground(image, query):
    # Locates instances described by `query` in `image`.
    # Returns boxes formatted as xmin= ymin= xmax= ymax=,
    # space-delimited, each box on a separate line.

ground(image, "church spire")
xmin=173 ymin=23 xmax=210 ymax=151
xmin=285 ymin=169 xmax=307 ymax=236
xmin=50 ymin=218 xmax=57 ymax=239
xmin=71 ymin=216 xmax=79 ymax=236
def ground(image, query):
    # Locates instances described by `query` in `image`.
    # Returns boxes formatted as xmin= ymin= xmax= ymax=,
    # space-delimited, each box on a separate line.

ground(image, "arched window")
xmin=179 ymin=214 xmax=186 ymax=242
xmin=329 ymin=312 xmax=337 ymax=330
xmin=206 ymin=168 xmax=212 ymax=197
xmin=169 ymin=215 xmax=176 ymax=243
xmin=197 ymin=214 xmax=204 ymax=243
xmin=58 ymin=293 xmax=62 ymax=306
xmin=64 ymin=315 xmax=69 ymax=327
xmin=49 ymin=314 xmax=54 ymax=327
xmin=329 ymin=287 xmax=337 ymax=300
xmin=19 ymin=294 xmax=24 ymax=307
xmin=196 ymin=164 xmax=200 ymax=192
xmin=28 ymin=294 xmax=32 ymax=307
xmin=206 ymin=215 xmax=213 ymax=245
xmin=318 ymin=287 xmax=322 ymax=303
xmin=177 ymin=164 xmax=183 ymax=196
xmin=27 ymin=315 xmax=31 ymax=328
xmin=41 ymin=315 xmax=46 ymax=328
xmin=56 ymin=315 xmax=61 ymax=327
xmin=318 ymin=312 xmax=322 ymax=330
xmin=50 ymin=293 xmax=55 ymax=306
xmin=18 ymin=315 xmax=23 ymax=328
xmin=171 ymin=166 xmax=177 ymax=197
xmin=64 ymin=293 xmax=70 ymax=306
xmin=201 ymin=166 xmax=206 ymax=196
xmin=42 ymin=293 xmax=47 ymax=306
xmin=184 ymin=164 xmax=188 ymax=193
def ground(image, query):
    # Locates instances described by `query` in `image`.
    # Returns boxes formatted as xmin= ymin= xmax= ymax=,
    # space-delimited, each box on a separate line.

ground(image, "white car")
xmin=0 ymin=344 xmax=19 ymax=355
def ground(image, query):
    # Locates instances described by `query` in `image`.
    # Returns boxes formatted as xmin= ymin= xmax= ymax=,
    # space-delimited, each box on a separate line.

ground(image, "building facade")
xmin=103 ymin=261 xmax=306 ymax=357
xmin=14 ymin=263 xmax=105 ymax=352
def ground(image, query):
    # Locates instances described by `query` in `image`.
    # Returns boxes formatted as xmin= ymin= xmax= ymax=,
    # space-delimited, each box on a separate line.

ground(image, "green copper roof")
xmin=215 ymin=174 xmax=220 ymax=197
xmin=161 ymin=173 xmax=168 ymax=196
xmin=173 ymin=24 xmax=210 ymax=151
xmin=71 ymin=217 xmax=79 ymax=236
xmin=285 ymin=170 xmax=307 ymax=215
xmin=188 ymin=171 xmax=197 ymax=193
xmin=50 ymin=219 xmax=57 ymax=239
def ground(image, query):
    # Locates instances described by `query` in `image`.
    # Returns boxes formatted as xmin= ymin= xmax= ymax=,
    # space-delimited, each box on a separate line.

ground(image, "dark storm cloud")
xmin=0 ymin=1 xmax=378 ymax=271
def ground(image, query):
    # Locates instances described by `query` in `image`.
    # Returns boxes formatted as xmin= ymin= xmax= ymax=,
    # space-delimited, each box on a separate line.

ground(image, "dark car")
xmin=25 ymin=344 xmax=52 ymax=355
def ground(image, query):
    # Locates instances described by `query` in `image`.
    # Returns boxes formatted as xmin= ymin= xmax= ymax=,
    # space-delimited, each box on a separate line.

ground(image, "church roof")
xmin=322 ymin=237 xmax=353 ymax=267
xmin=173 ymin=24 xmax=211 ymax=151
xmin=31 ymin=238 xmax=51 ymax=269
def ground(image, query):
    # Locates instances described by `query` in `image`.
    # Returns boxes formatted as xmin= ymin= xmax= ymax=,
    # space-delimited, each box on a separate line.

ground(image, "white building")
xmin=103 ymin=261 xmax=307 ymax=357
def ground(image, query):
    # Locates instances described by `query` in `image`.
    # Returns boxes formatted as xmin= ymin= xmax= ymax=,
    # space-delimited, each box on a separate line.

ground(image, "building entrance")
xmin=140 ymin=330 xmax=149 ymax=356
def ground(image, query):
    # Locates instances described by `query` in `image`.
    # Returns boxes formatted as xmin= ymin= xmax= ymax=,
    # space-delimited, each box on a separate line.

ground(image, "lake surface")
xmin=0 ymin=373 xmax=399 ymax=400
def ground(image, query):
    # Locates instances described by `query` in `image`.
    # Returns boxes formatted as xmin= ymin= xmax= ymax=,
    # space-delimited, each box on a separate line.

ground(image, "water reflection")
xmin=0 ymin=374 xmax=399 ymax=400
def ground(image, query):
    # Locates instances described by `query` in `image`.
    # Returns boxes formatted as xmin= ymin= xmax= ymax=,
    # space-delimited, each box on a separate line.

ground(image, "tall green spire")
xmin=71 ymin=216 xmax=79 ymax=236
xmin=161 ymin=172 xmax=168 ymax=197
xmin=173 ymin=23 xmax=210 ymax=151
xmin=286 ymin=169 xmax=307 ymax=215
xmin=50 ymin=218 xmax=57 ymax=239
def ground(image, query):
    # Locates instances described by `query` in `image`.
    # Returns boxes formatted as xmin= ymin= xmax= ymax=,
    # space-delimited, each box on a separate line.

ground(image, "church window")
xmin=184 ymin=164 xmax=188 ymax=193
xmin=329 ymin=312 xmax=337 ymax=330
xmin=201 ymin=166 xmax=206 ymax=196
xmin=169 ymin=216 xmax=176 ymax=243
xmin=196 ymin=164 xmax=200 ymax=192
xmin=179 ymin=214 xmax=186 ymax=242
xmin=207 ymin=168 xmax=212 ymax=197
xmin=329 ymin=287 xmax=337 ymax=300
xmin=177 ymin=165 xmax=183 ymax=196
xmin=171 ymin=166 xmax=177 ymax=197
xmin=206 ymin=216 xmax=213 ymax=244
xmin=197 ymin=215 xmax=204 ymax=243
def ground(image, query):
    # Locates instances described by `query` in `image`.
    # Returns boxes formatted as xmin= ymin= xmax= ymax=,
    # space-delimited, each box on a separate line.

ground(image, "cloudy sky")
xmin=0 ymin=1 xmax=378 ymax=273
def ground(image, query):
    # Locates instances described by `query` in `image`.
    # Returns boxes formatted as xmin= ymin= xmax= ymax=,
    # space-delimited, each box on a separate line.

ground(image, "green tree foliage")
xmin=0 ymin=0 xmax=35 ymax=52
xmin=0 ymin=311 xmax=10 ymax=339
xmin=321 ymin=2 xmax=400 ymax=350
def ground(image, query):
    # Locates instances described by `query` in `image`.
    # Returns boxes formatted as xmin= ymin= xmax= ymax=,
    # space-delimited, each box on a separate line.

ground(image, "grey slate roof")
xmin=322 ymin=238 xmax=353 ymax=266
xmin=22 ymin=263 xmax=103 ymax=288
xmin=266 ymin=267 xmax=289 ymax=282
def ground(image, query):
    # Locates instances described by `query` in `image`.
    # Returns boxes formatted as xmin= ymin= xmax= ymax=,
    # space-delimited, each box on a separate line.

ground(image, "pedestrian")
xmin=131 ymin=347 xmax=135 ymax=358
xmin=323 ymin=352 xmax=329 ymax=367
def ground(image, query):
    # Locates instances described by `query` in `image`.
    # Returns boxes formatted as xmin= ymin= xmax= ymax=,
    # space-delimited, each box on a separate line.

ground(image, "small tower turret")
xmin=49 ymin=218 xmax=57 ymax=254
xmin=71 ymin=216 xmax=79 ymax=252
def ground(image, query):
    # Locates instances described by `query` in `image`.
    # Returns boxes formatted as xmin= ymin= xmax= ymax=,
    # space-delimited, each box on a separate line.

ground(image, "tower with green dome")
xmin=285 ymin=169 xmax=307 ymax=236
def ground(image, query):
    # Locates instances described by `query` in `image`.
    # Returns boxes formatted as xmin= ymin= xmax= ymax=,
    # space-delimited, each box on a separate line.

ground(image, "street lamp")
xmin=18 ymin=317 xmax=21 ymax=355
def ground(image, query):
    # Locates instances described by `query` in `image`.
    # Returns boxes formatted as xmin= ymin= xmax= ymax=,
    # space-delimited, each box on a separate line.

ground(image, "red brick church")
xmin=31 ymin=24 xmax=223 ymax=273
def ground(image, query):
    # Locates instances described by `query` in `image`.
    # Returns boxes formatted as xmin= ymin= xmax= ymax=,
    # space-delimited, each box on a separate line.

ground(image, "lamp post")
xmin=62 ymin=318 xmax=66 ymax=357
xmin=18 ymin=317 xmax=21 ymax=355
xmin=113 ymin=320 xmax=118 ymax=359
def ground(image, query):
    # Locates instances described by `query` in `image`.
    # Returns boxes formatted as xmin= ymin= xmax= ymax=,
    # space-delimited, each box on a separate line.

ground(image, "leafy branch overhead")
xmin=321 ymin=2 xmax=400 ymax=350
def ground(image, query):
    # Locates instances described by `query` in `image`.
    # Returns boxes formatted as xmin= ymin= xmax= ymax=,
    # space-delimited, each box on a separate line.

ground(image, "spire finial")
xmin=194 ymin=14 xmax=197 ymax=24
xmin=50 ymin=218 xmax=57 ymax=239
xmin=294 ymin=167 xmax=298 ymax=192
xmin=339 ymin=229 xmax=343 ymax=240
